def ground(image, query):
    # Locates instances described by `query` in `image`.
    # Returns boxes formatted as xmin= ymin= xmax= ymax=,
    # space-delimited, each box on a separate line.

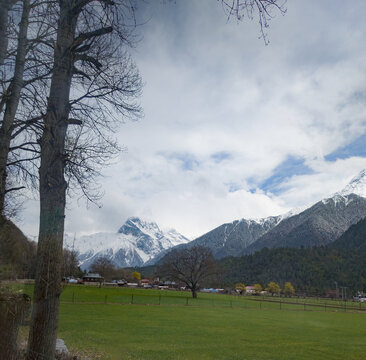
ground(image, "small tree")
xmin=90 ymin=257 xmax=115 ymax=281
xmin=61 ymin=248 xmax=80 ymax=279
xmin=254 ymin=283 xmax=262 ymax=295
xmin=266 ymin=281 xmax=281 ymax=296
xmin=235 ymin=283 xmax=246 ymax=295
xmin=132 ymin=271 xmax=141 ymax=282
xmin=284 ymin=282 xmax=295 ymax=297
xmin=159 ymin=245 xmax=217 ymax=298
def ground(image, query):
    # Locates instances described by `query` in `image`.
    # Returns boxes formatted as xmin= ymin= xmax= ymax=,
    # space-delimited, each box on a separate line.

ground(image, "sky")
xmin=18 ymin=0 xmax=366 ymax=241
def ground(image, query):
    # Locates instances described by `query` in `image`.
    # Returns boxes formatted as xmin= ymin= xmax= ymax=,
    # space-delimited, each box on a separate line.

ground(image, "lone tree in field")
xmin=159 ymin=245 xmax=218 ymax=298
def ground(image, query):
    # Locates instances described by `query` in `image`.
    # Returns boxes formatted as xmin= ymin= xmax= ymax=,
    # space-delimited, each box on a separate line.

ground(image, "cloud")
xmin=15 ymin=0 xmax=366 ymax=240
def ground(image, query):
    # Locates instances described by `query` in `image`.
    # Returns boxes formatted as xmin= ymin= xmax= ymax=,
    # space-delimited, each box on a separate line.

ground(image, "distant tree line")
xmin=224 ymin=217 xmax=366 ymax=295
xmin=220 ymin=238 xmax=366 ymax=295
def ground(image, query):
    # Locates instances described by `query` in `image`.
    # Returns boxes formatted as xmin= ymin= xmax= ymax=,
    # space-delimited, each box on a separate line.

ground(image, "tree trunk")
xmin=192 ymin=288 xmax=197 ymax=298
xmin=27 ymin=3 xmax=78 ymax=359
xmin=0 ymin=0 xmax=30 ymax=217
xmin=0 ymin=292 xmax=31 ymax=360
xmin=0 ymin=0 xmax=11 ymax=64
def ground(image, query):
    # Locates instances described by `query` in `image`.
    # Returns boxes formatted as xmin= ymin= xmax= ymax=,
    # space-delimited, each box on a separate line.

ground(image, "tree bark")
xmin=0 ymin=0 xmax=30 ymax=217
xmin=27 ymin=2 xmax=79 ymax=359
xmin=0 ymin=0 xmax=11 ymax=64
xmin=0 ymin=292 xmax=31 ymax=360
xmin=192 ymin=287 xmax=197 ymax=299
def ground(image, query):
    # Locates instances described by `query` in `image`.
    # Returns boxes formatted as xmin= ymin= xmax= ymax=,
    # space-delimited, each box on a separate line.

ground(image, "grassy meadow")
xmin=20 ymin=285 xmax=366 ymax=359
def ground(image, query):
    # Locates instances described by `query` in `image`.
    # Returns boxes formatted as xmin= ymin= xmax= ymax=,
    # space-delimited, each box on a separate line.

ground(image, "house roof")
xmin=83 ymin=273 xmax=103 ymax=278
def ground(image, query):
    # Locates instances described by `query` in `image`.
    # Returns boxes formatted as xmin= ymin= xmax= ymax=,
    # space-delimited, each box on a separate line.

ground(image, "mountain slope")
xmin=244 ymin=170 xmax=366 ymax=254
xmin=74 ymin=217 xmax=189 ymax=270
xmin=331 ymin=216 xmax=366 ymax=251
xmin=244 ymin=193 xmax=366 ymax=253
xmin=0 ymin=216 xmax=37 ymax=278
xmin=220 ymin=215 xmax=366 ymax=292
xmin=179 ymin=216 xmax=283 ymax=259
xmin=157 ymin=169 xmax=366 ymax=261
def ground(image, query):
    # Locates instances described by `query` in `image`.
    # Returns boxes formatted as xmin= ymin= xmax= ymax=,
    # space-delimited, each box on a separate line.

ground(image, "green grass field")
xmin=20 ymin=285 xmax=366 ymax=359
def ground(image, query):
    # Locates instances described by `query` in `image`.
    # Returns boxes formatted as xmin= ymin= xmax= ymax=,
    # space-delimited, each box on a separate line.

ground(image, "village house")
xmin=82 ymin=273 xmax=104 ymax=285
xmin=246 ymin=286 xmax=257 ymax=294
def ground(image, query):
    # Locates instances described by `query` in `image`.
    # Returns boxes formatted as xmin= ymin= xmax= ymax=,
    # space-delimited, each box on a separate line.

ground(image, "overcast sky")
xmin=18 ymin=0 xmax=366 ymax=240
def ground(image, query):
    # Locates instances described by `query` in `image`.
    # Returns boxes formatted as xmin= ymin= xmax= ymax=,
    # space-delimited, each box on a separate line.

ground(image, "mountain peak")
xmin=118 ymin=217 xmax=160 ymax=234
xmin=337 ymin=169 xmax=366 ymax=198
xmin=75 ymin=217 xmax=189 ymax=270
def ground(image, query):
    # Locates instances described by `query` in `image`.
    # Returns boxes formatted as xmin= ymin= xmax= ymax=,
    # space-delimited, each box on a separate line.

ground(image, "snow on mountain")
xmin=71 ymin=170 xmax=366 ymax=268
xmin=335 ymin=169 xmax=366 ymax=198
xmin=321 ymin=169 xmax=366 ymax=206
xmin=244 ymin=170 xmax=366 ymax=254
xmin=166 ymin=169 xmax=366 ymax=260
xmin=73 ymin=217 xmax=189 ymax=270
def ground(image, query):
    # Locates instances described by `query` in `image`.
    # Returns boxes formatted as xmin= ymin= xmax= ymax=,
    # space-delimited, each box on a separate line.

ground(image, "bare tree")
xmin=0 ymin=0 xmax=31 ymax=219
xmin=0 ymin=0 xmax=15 ymax=64
xmin=61 ymin=248 xmax=80 ymax=278
xmin=90 ymin=256 xmax=116 ymax=280
xmin=18 ymin=0 xmax=284 ymax=358
xmin=26 ymin=2 xmax=141 ymax=359
xmin=159 ymin=246 xmax=218 ymax=298
xmin=220 ymin=0 xmax=286 ymax=44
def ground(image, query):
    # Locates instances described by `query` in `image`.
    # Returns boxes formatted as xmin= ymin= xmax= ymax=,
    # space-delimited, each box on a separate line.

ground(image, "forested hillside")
xmin=220 ymin=217 xmax=366 ymax=294
xmin=0 ymin=216 xmax=37 ymax=279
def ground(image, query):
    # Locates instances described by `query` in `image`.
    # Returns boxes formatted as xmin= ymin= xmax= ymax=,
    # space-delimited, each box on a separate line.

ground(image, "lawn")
xmin=58 ymin=302 xmax=366 ymax=360
xmin=20 ymin=285 xmax=366 ymax=359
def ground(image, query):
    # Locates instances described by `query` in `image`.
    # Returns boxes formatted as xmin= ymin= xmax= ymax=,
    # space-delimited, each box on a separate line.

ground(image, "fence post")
xmin=104 ymin=295 xmax=107 ymax=304
xmin=280 ymin=300 xmax=282 ymax=310
xmin=131 ymin=294 xmax=134 ymax=304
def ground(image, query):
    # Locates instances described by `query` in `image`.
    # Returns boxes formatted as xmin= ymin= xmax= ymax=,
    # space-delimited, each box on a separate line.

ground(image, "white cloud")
xmin=15 ymin=0 xmax=366 ymax=240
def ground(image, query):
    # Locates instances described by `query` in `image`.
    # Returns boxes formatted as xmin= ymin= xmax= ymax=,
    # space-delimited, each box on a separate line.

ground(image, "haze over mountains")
xmin=74 ymin=170 xmax=366 ymax=269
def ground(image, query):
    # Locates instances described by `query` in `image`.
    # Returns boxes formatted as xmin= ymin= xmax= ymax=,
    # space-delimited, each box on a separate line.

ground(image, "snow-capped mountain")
xmin=73 ymin=170 xmax=366 ymax=268
xmin=158 ymin=169 xmax=366 ymax=261
xmin=73 ymin=217 xmax=189 ymax=270
xmin=163 ymin=215 xmax=284 ymax=260
xmin=242 ymin=169 xmax=366 ymax=254
xmin=334 ymin=169 xmax=366 ymax=198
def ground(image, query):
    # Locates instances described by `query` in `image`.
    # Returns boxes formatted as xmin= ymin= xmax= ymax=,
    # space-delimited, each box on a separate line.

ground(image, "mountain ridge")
xmin=73 ymin=217 xmax=189 ymax=270
xmin=157 ymin=169 xmax=366 ymax=261
xmin=74 ymin=169 xmax=366 ymax=268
